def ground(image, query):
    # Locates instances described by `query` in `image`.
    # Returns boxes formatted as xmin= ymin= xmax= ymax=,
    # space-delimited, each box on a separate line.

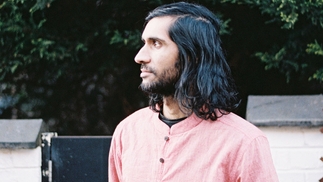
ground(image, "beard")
xmin=139 ymin=62 xmax=180 ymax=96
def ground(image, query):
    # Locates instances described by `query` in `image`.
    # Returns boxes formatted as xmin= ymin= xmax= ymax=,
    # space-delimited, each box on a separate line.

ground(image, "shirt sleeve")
xmin=108 ymin=134 xmax=122 ymax=182
xmin=237 ymin=136 xmax=279 ymax=182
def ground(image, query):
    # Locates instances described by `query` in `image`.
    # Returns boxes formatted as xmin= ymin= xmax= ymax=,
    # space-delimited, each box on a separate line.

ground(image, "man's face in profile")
xmin=134 ymin=16 xmax=180 ymax=96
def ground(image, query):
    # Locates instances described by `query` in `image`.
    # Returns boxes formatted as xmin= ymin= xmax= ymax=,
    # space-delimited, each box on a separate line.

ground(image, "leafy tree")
xmin=0 ymin=0 xmax=154 ymax=134
xmin=222 ymin=0 xmax=323 ymax=82
xmin=1 ymin=0 xmax=322 ymax=135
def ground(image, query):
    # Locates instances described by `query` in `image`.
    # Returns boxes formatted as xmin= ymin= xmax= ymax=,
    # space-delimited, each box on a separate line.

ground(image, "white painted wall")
xmin=260 ymin=126 xmax=323 ymax=182
xmin=0 ymin=127 xmax=322 ymax=182
xmin=0 ymin=146 xmax=41 ymax=182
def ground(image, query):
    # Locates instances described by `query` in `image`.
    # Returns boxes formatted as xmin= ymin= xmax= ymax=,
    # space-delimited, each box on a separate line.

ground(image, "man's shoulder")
xmin=217 ymin=112 xmax=266 ymax=139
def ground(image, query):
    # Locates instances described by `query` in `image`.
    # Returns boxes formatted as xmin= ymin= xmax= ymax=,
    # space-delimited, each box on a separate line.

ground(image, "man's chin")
xmin=139 ymin=82 xmax=155 ymax=94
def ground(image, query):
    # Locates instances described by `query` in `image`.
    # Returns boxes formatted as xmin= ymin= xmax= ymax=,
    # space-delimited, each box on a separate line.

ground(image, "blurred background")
xmin=0 ymin=0 xmax=322 ymax=135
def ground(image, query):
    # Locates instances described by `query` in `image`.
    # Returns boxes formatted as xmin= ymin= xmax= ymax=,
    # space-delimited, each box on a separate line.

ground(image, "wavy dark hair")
xmin=145 ymin=2 xmax=240 ymax=121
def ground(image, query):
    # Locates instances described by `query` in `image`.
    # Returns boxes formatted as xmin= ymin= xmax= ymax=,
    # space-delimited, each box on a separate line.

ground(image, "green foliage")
xmin=307 ymin=40 xmax=323 ymax=56
xmin=0 ymin=0 xmax=154 ymax=134
xmin=0 ymin=0 xmax=80 ymax=79
xmin=1 ymin=0 xmax=322 ymax=135
xmin=110 ymin=30 xmax=142 ymax=49
xmin=223 ymin=0 xmax=323 ymax=82
xmin=307 ymin=40 xmax=323 ymax=81
xmin=0 ymin=0 xmax=89 ymax=122
xmin=311 ymin=68 xmax=323 ymax=81
xmin=222 ymin=0 xmax=323 ymax=29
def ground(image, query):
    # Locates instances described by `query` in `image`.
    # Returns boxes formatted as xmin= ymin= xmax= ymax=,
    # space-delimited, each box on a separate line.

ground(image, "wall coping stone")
xmin=246 ymin=95 xmax=323 ymax=127
xmin=0 ymin=119 xmax=46 ymax=149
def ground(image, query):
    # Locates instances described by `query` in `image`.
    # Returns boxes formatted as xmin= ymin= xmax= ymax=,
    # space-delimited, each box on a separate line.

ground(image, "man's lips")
xmin=140 ymin=65 xmax=155 ymax=78
xmin=140 ymin=69 xmax=151 ymax=73
xmin=140 ymin=69 xmax=153 ymax=78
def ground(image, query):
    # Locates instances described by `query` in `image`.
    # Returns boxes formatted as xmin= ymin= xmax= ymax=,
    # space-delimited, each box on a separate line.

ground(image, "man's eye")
xmin=153 ymin=40 xmax=161 ymax=48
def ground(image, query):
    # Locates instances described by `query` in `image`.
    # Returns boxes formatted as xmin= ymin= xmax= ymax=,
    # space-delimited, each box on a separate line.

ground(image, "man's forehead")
xmin=141 ymin=16 xmax=175 ymax=40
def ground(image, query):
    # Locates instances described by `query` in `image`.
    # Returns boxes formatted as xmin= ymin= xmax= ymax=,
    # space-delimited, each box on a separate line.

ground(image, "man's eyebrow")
xmin=142 ymin=37 xmax=167 ymax=43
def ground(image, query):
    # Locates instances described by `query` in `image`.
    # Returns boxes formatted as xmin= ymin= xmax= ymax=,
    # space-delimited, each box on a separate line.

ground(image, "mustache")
xmin=140 ymin=64 xmax=156 ymax=74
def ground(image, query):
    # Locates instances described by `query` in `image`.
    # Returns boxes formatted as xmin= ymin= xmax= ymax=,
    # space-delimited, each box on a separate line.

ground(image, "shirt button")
xmin=159 ymin=158 xmax=165 ymax=163
xmin=164 ymin=136 xmax=169 ymax=141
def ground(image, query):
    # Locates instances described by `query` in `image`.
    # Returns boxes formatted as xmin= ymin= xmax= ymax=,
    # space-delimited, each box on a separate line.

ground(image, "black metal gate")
xmin=41 ymin=133 xmax=112 ymax=182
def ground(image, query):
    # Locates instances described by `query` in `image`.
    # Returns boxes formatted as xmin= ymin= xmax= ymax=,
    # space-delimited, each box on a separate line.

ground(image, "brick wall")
xmin=0 ymin=147 xmax=42 ymax=182
xmin=260 ymin=126 xmax=323 ymax=182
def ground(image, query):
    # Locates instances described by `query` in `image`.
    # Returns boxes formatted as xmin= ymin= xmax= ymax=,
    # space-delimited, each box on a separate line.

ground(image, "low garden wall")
xmin=0 ymin=119 xmax=45 ymax=182
xmin=247 ymin=95 xmax=323 ymax=182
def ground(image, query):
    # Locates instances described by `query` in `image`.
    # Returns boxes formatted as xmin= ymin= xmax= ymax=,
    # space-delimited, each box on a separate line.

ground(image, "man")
xmin=109 ymin=2 xmax=278 ymax=182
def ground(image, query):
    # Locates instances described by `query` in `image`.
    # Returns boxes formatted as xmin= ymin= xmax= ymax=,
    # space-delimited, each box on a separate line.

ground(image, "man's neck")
xmin=162 ymin=96 xmax=188 ymax=120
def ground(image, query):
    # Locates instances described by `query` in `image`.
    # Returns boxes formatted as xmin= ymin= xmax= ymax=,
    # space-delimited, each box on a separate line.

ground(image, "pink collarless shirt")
xmin=109 ymin=107 xmax=279 ymax=182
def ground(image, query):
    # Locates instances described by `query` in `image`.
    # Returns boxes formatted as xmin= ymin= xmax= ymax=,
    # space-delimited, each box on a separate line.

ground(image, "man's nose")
xmin=134 ymin=46 xmax=150 ymax=64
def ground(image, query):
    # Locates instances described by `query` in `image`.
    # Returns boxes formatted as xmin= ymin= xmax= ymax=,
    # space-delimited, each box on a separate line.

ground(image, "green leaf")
xmin=306 ymin=40 xmax=323 ymax=56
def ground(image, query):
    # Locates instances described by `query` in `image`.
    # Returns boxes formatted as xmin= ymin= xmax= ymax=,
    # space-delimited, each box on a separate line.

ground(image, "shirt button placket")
xmin=158 ymin=136 xmax=169 ymax=179
xmin=159 ymin=136 xmax=169 ymax=164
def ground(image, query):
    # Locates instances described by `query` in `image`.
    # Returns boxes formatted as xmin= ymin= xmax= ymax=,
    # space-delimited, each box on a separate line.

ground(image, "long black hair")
xmin=145 ymin=2 xmax=240 ymax=121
